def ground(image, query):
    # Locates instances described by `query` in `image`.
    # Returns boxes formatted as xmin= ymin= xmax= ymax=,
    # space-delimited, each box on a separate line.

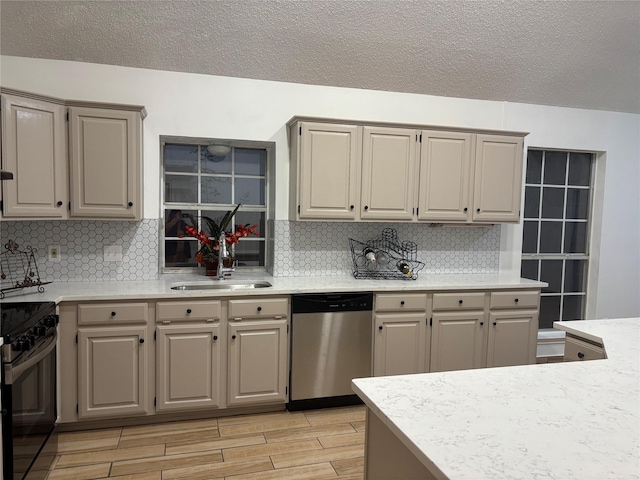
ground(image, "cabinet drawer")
xmin=228 ymin=297 xmax=289 ymax=320
xmin=156 ymin=300 xmax=222 ymax=322
xmin=564 ymin=336 xmax=605 ymax=362
xmin=432 ymin=292 xmax=485 ymax=311
xmin=78 ymin=302 xmax=148 ymax=325
xmin=490 ymin=291 xmax=539 ymax=310
xmin=375 ymin=293 xmax=427 ymax=312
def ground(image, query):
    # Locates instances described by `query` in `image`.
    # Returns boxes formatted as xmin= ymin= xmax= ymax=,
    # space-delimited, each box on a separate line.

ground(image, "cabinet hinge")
xmin=75 ymin=333 xmax=78 ymax=343
xmin=287 ymin=324 xmax=289 ymax=334
xmin=0 ymin=200 xmax=3 ymax=212
xmin=298 ymin=205 xmax=300 ymax=214
xmin=66 ymin=111 xmax=69 ymax=121
xmin=68 ymin=202 xmax=71 ymax=211
xmin=419 ymin=134 xmax=422 ymax=142
xmin=285 ymin=386 xmax=288 ymax=395
xmin=76 ymin=404 xmax=79 ymax=413
xmin=154 ymin=397 xmax=157 ymax=407
xmin=154 ymin=331 xmax=156 ymax=341
xmin=430 ymin=317 xmax=432 ymax=326
xmin=416 ymin=207 xmax=419 ymax=216
xmin=299 ymin=126 xmax=302 ymax=135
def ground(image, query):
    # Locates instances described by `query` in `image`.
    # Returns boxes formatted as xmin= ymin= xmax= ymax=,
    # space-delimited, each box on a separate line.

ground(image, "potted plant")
xmin=182 ymin=204 xmax=259 ymax=275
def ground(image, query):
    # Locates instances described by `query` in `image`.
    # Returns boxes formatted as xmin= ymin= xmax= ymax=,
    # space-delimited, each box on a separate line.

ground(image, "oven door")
xmin=2 ymin=332 xmax=57 ymax=480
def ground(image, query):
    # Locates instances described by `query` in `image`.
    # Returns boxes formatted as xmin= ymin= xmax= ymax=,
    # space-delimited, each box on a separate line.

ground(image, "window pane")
xmin=539 ymin=296 xmax=561 ymax=329
xmin=234 ymin=240 xmax=264 ymax=267
xmin=165 ymin=175 xmax=197 ymax=203
xmin=165 ymin=239 xmax=197 ymax=267
xmin=236 ymin=148 xmax=266 ymax=176
xmin=543 ymin=151 xmax=568 ymax=185
xmin=165 ymin=209 xmax=196 ymax=237
xmin=526 ymin=150 xmax=542 ymax=184
xmin=562 ymin=295 xmax=584 ymax=321
xmin=235 ymin=178 xmax=265 ymax=206
xmin=202 ymin=176 xmax=232 ymax=204
xmin=540 ymin=221 xmax=562 ymax=253
xmin=540 ymin=260 xmax=563 ymax=293
xmin=202 ymin=209 xmax=234 ymax=235
xmin=235 ymin=211 xmax=266 ymax=239
xmin=524 ymin=187 xmax=540 ymax=218
xmin=566 ymin=189 xmax=590 ymax=220
xmin=568 ymin=152 xmax=591 ymax=186
xmin=165 ymin=145 xmax=197 ymax=173
xmin=541 ymin=187 xmax=565 ymax=219
xmin=522 ymin=221 xmax=539 ymax=254
xmin=564 ymin=260 xmax=587 ymax=293
xmin=564 ymin=222 xmax=588 ymax=254
xmin=202 ymin=147 xmax=231 ymax=174
xmin=520 ymin=260 xmax=539 ymax=281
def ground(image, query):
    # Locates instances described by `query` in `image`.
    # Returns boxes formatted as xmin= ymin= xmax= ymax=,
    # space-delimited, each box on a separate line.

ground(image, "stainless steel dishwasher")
xmin=288 ymin=292 xmax=373 ymax=411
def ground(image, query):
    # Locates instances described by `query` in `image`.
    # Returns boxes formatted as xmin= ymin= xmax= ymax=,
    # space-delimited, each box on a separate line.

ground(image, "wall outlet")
xmin=48 ymin=246 xmax=61 ymax=262
xmin=104 ymin=245 xmax=123 ymax=262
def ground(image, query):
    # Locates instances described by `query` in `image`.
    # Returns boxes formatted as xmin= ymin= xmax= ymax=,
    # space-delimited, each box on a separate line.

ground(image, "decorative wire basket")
xmin=349 ymin=228 xmax=425 ymax=280
xmin=0 ymin=240 xmax=51 ymax=298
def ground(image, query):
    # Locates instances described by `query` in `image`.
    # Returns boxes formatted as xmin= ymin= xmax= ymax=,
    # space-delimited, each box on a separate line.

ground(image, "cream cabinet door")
xmin=297 ymin=122 xmax=360 ymax=220
xmin=373 ymin=313 xmax=427 ymax=377
xmin=68 ymin=107 xmax=142 ymax=219
xmin=227 ymin=319 xmax=288 ymax=406
xmin=1 ymin=94 xmax=68 ymax=218
xmin=486 ymin=311 xmax=538 ymax=367
xmin=78 ymin=326 xmax=148 ymax=419
xmin=361 ymin=126 xmax=417 ymax=221
xmin=418 ymin=131 xmax=473 ymax=222
xmin=156 ymin=324 xmax=222 ymax=412
xmin=472 ymin=134 xmax=524 ymax=223
xmin=431 ymin=312 xmax=486 ymax=372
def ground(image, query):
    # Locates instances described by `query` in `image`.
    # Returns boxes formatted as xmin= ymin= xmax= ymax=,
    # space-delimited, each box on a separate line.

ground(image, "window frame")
xmin=160 ymin=135 xmax=274 ymax=274
xmin=521 ymin=148 xmax=596 ymax=328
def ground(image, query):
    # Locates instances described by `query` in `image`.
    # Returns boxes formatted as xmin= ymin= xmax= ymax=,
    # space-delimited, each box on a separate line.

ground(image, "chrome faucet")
xmin=217 ymin=233 xmax=235 ymax=280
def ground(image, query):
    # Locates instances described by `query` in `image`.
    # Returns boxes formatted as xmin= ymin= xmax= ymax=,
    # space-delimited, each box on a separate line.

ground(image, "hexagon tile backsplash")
xmin=272 ymin=221 xmax=501 ymax=277
xmin=0 ymin=220 xmax=159 ymax=282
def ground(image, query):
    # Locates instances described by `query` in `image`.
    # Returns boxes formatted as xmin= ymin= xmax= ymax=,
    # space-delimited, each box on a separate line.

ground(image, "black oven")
xmin=1 ymin=302 xmax=58 ymax=480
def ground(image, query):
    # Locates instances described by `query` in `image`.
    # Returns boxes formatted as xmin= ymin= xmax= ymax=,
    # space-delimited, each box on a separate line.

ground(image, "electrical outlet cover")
xmin=104 ymin=245 xmax=123 ymax=262
xmin=48 ymin=246 xmax=61 ymax=262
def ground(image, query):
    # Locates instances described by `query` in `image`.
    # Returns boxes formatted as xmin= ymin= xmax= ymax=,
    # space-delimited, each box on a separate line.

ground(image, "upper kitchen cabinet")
xmin=472 ymin=134 xmax=524 ymax=223
xmin=417 ymin=131 xmax=473 ymax=222
xmin=0 ymin=88 xmax=145 ymax=221
xmin=69 ymin=107 xmax=142 ymax=219
xmin=290 ymin=121 xmax=361 ymax=220
xmin=361 ymin=126 xmax=417 ymax=221
xmin=1 ymin=94 xmax=68 ymax=218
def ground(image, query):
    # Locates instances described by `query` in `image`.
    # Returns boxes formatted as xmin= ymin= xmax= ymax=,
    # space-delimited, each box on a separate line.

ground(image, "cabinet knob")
xmin=515 ymin=298 xmax=519 ymax=303
xmin=364 ymin=205 xmax=369 ymax=210
xmin=232 ymin=334 xmax=237 ymax=340
xmin=463 ymin=207 xmax=468 ymax=212
xmin=378 ymin=325 xmax=383 ymax=331
xmin=257 ymin=306 xmax=262 ymax=312
xmin=477 ymin=208 xmax=481 ymax=213
xmin=400 ymin=300 xmax=405 ymax=306
xmin=57 ymin=201 xmax=63 ymax=207
xmin=111 ymin=311 xmax=116 ymax=317
xmin=128 ymin=201 xmax=133 ymax=207
xmin=350 ymin=205 xmax=354 ymax=210
xmin=186 ymin=308 xmax=192 ymax=314
xmin=577 ymin=352 xmax=585 ymax=359
xmin=493 ymin=322 xmax=497 ymax=326
xmin=458 ymin=300 xmax=463 ymax=305
xmin=213 ymin=335 xmax=218 ymax=340
xmin=480 ymin=322 xmax=484 ymax=326
xmin=139 ymin=338 xmax=144 ymax=344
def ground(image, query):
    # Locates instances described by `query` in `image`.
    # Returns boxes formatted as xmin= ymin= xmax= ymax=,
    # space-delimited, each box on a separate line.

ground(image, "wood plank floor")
xmin=26 ymin=406 xmax=366 ymax=480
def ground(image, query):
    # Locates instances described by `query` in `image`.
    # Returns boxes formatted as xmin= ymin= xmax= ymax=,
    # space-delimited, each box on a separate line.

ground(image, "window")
xmin=161 ymin=137 xmax=272 ymax=272
xmin=521 ymin=149 xmax=594 ymax=329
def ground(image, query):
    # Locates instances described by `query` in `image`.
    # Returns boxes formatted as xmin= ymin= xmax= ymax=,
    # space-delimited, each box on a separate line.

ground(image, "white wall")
xmin=1 ymin=56 xmax=638 ymax=319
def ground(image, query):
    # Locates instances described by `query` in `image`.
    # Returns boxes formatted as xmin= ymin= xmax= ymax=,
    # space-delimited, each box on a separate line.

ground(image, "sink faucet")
xmin=217 ymin=233 xmax=235 ymax=280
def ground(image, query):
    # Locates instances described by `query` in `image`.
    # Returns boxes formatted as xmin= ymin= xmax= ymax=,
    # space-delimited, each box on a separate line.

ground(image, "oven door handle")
xmin=4 ymin=333 xmax=57 ymax=385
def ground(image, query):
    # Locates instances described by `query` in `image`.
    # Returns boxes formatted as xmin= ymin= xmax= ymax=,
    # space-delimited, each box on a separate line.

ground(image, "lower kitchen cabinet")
xmin=374 ymin=314 xmax=427 ymax=376
xmin=156 ymin=324 xmax=222 ymax=411
xmin=430 ymin=312 xmax=486 ymax=372
xmin=77 ymin=326 xmax=149 ymax=419
xmin=227 ymin=319 xmax=288 ymax=406
xmin=564 ymin=335 xmax=605 ymax=361
xmin=486 ymin=311 xmax=538 ymax=367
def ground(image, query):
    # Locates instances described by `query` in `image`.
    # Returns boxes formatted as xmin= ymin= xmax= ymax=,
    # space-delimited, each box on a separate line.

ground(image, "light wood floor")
xmin=25 ymin=405 xmax=366 ymax=480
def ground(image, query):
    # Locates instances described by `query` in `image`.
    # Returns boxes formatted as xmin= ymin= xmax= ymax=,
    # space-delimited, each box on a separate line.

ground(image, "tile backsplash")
xmin=0 ymin=220 xmax=159 ymax=282
xmin=1 ymin=219 xmax=500 ymax=282
xmin=272 ymin=221 xmax=501 ymax=277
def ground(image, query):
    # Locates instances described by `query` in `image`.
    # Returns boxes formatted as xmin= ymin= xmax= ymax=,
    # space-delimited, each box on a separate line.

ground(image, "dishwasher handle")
xmin=292 ymin=292 xmax=373 ymax=313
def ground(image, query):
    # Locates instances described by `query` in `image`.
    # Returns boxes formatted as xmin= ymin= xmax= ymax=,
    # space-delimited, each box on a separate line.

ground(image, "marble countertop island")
xmin=0 ymin=272 xmax=545 ymax=303
xmin=352 ymin=318 xmax=640 ymax=479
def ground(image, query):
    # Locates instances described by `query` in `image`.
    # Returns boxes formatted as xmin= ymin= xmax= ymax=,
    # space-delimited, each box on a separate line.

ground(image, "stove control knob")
xmin=43 ymin=316 xmax=57 ymax=327
xmin=34 ymin=325 xmax=47 ymax=336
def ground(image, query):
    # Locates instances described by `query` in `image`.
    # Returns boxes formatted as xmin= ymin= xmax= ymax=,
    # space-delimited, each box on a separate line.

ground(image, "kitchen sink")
xmin=171 ymin=281 xmax=272 ymax=291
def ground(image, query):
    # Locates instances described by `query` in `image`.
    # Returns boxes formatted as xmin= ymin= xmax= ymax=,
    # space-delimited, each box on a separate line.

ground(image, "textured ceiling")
xmin=1 ymin=0 xmax=639 ymax=114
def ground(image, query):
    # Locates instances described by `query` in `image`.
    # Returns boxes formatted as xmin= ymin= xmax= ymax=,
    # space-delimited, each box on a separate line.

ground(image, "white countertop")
xmin=352 ymin=318 xmax=640 ymax=479
xmin=0 ymin=272 xmax=544 ymax=303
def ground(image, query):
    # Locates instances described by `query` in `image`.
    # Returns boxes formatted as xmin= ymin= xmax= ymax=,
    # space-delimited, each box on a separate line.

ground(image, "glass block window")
xmin=161 ymin=138 xmax=271 ymax=272
xmin=520 ymin=150 xmax=593 ymax=329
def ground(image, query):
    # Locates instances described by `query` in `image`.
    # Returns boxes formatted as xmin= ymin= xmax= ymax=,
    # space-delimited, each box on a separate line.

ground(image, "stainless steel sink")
xmin=171 ymin=281 xmax=272 ymax=291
